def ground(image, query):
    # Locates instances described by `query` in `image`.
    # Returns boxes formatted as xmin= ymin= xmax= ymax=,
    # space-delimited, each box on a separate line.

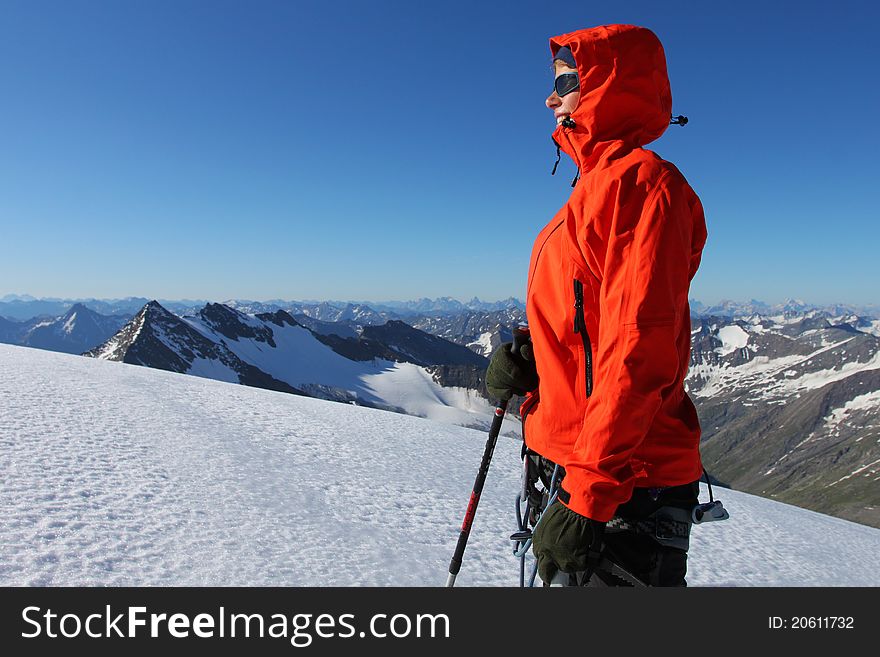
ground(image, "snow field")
xmin=1 ymin=344 xmax=879 ymax=586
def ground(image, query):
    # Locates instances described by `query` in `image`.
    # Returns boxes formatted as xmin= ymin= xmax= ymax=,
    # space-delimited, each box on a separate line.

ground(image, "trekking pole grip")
xmin=446 ymin=326 xmax=530 ymax=587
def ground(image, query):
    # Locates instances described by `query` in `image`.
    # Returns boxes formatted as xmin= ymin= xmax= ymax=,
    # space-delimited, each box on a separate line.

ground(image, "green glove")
xmin=485 ymin=341 xmax=538 ymax=401
xmin=532 ymin=502 xmax=606 ymax=584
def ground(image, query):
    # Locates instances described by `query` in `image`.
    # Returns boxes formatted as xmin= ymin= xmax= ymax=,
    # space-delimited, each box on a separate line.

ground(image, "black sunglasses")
xmin=554 ymin=72 xmax=579 ymax=97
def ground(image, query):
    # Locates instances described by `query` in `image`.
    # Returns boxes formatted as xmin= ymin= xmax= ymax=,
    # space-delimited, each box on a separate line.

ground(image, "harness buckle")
xmin=653 ymin=516 xmax=677 ymax=541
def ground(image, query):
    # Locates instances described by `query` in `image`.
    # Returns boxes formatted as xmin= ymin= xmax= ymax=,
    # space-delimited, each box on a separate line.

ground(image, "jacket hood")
xmin=550 ymin=24 xmax=672 ymax=171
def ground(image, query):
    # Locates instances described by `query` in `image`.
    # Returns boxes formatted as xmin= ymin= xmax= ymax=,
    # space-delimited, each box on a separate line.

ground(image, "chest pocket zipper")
xmin=573 ymin=279 xmax=594 ymax=398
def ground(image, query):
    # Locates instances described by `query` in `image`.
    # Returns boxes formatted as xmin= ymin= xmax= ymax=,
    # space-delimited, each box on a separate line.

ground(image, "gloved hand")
xmin=532 ymin=501 xmax=606 ymax=584
xmin=485 ymin=341 xmax=538 ymax=401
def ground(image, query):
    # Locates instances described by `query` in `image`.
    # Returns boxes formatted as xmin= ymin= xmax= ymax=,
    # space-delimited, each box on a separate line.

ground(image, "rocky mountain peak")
xmin=142 ymin=300 xmax=173 ymax=318
xmin=65 ymin=302 xmax=91 ymax=316
xmin=255 ymin=309 xmax=299 ymax=328
xmin=197 ymin=302 xmax=275 ymax=345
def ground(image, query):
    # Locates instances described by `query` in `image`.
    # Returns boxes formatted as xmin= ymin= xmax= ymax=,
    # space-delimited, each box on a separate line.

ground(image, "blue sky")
xmin=1 ymin=0 xmax=877 ymax=305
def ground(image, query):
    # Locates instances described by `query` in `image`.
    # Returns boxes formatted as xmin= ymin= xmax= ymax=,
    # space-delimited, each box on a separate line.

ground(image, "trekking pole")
xmin=446 ymin=326 xmax=530 ymax=587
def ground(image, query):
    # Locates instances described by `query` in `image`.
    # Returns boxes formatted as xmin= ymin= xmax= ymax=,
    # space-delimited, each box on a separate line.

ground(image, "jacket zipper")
xmin=573 ymin=279 xmax=593 ymax=397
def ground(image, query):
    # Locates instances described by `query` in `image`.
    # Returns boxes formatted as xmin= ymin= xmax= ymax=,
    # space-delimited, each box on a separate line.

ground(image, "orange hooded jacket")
xmin=523 ymin=25 xmax=707 ymax=522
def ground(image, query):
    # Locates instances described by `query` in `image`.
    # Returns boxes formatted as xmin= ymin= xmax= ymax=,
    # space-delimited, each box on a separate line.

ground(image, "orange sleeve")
xmin=561 ymin=171 xmax=700 ymax=521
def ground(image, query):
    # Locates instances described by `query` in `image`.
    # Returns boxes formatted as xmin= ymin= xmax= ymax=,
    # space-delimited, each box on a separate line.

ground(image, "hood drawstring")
xmin=551 ymin=140 xmax=561 ymax=176
xmin=552 ymin=144 xmax=580 ymax=186
xmin=552 ymin=119 xmax=578 ymax=179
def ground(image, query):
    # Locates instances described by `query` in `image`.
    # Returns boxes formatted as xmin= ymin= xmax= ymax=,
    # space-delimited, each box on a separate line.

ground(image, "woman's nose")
xmin=546 ymin=91 xmax=561 ymax=109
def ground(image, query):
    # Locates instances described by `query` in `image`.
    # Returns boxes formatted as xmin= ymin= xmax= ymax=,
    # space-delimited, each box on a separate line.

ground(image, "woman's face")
xmin=546 ymin=62 xmax=580 ymax=125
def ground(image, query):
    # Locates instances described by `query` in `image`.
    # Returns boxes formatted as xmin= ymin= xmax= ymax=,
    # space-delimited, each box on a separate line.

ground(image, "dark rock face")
xmin=198 ymin=303 xmax=277 ymax=346
xmin=312 ymin=333 xmax=399 ymax=363
xmin=255 ymin=309 xmax=300 ymax=329
xmin=425 ymin=364 xmax=490 ymax=398
xmin=361 ymin=321 xmax=488 ymax=367
xmin=312 ymin=320 xmax=489 ymax=370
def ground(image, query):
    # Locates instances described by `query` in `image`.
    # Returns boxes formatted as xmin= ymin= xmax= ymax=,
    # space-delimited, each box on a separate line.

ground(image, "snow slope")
xmin=1 ymin=343 xmax=878 ymax=586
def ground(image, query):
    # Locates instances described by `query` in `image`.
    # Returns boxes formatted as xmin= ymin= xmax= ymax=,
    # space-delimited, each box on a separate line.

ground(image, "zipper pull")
xmin=573 ymin=279 xmax=584 ymax=333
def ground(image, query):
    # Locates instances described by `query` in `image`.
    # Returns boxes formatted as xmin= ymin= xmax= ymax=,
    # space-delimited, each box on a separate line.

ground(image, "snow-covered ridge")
xmin=1 ymin=343 xmax=879 ymax=586
xmin=690 ymin=315 xmax=877 ymax=403
xmin=87 ymin=301 xmax=511 ymax=436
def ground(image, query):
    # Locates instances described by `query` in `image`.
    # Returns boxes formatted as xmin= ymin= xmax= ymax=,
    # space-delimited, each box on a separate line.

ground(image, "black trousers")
xmin=588 ymin=481 xmax=699 ymax=587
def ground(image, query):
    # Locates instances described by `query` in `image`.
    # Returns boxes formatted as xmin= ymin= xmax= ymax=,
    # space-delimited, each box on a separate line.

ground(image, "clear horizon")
xmin=1 ymin=291 xmax=877 ymax=311
xmin=2 ymin=2 xmax=878 ymax=305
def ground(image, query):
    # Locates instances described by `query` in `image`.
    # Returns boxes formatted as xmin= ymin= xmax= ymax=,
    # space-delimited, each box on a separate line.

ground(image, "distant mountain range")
xmin=0 ymin=296 xmax=202 ymax=320
xmin=689 ymin=298 xmax=880 ymax=319
xmin=5 ymin=294 xmax=879 ymax=322
xmin=0 ymin=303 xmax=130 ymax=355
xmin=2 ymin=294 xmax=878 ymax=528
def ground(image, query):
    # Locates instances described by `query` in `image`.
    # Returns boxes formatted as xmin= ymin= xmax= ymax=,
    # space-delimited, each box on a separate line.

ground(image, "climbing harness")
xmin=512 ymin=460 xmax=729 ymax=586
